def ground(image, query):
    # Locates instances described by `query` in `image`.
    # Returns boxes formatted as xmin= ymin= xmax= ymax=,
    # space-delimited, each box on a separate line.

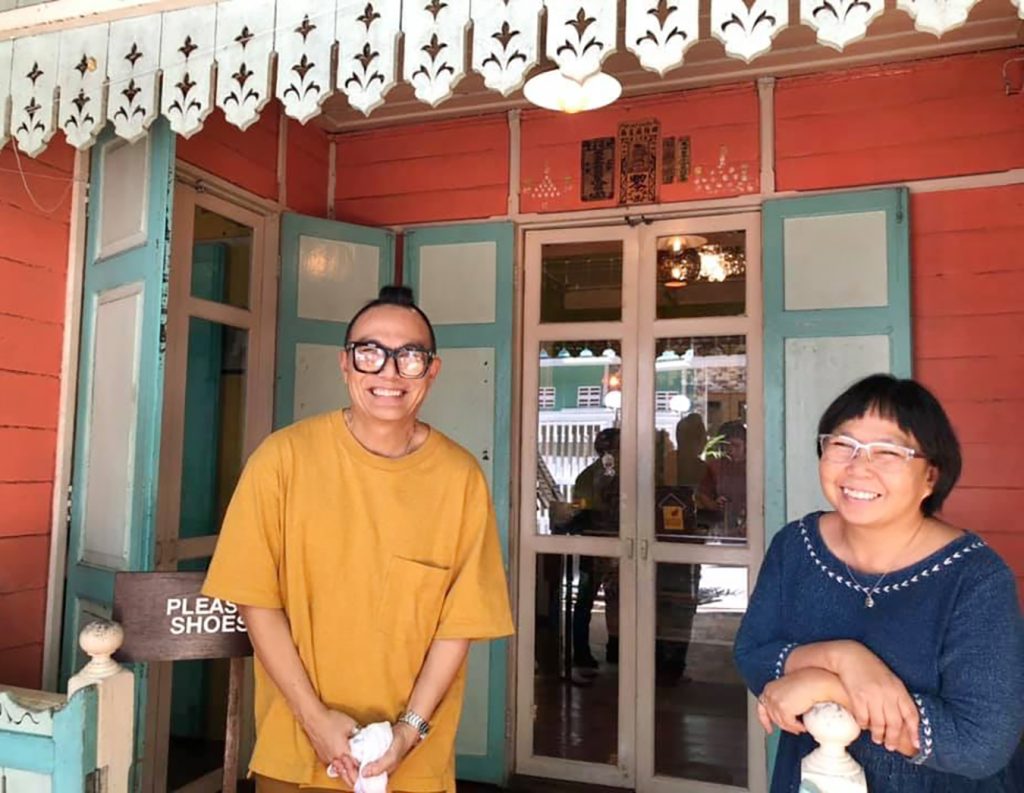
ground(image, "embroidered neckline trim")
xmin=798 ymin=516 xmax=986 ymax=602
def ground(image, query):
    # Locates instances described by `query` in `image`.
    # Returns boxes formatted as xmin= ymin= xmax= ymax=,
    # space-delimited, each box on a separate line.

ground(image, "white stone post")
xmin=68 ymin=620 xmax=135 ymax=793
xmin=800 ymin=702 xmax=868 ymax=793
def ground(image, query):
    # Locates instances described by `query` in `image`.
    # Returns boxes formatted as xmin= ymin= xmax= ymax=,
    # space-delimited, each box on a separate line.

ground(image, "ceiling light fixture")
xmin=523 ymin=68 xmax=622 ymax=114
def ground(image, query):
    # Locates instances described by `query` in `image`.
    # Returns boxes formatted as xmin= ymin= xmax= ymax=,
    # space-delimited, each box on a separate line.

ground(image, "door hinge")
xmin=65 ymin=483 xmax=74 ymax=529
xmin=505 ymin=709 xmax=513 ymax=740
xmin=85 ymin=766 xmax=107 ymax=792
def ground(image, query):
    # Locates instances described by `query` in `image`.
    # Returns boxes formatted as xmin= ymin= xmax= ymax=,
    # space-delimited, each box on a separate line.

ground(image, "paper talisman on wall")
xmin=618 ymin=119 xmax=660 ymax=205
xmin=581 ymin=136 xmax=615 ymax=201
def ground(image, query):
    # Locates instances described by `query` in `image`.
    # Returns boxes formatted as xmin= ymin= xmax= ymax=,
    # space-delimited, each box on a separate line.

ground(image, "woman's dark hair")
xmin=344 ymin=285 xmax=436 ymax=352
xmin=817 ymin=373 xmax=961 ymax=516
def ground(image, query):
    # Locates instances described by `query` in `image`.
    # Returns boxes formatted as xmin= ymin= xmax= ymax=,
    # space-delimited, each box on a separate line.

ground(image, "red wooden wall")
xmin=0 ymin=143 xmax=74 ymax=688
xmin=178 ymin=103 xmax=332 ymax=216
xmin=333 ymin=114 xmax=509 ymax=226
xmin=775 ymin=50 xmax=1024 ymax=190
xmin=520 ymin=83 xmax=760 ymax=213
xmin=911 ymin=184 xmax=1024 ymax=594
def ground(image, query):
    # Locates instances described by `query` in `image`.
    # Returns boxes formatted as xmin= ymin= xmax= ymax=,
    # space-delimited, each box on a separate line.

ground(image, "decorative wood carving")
xmin=160 ymin=6 xmax=216 ymax=138
xmin=107 ymin=15 xmax=162 ymax=143
xmin=801 ymin=0 xmax=884 ymax=50
xmin=711 ymin=0 xmax=788 ymax=62
xmin=403 ymin=0 xmax=470 ymax=106
xmin=0 ymin=41 xmax=12 ymax=151
xmin=896 ymin=0 xmax=981 ymax=35
xmin=625 ymin=0 xmax=699 ymax=76
xmin=472 ymin=0 xmax=542 ymax=96
xmin=545 ymin=0 xmax=618 ymax=83
xmin=58 ymin=24 xmax=108 ymax=149
xmin=10 ymin=34 xmax=59 ymax=156
xmin=215 ymin=0 xmax=276 ymax=131
xmin=336 ymin=0 xmax=401 ymax=116
xmin=275 ymin=0 xmax=335 ymax=123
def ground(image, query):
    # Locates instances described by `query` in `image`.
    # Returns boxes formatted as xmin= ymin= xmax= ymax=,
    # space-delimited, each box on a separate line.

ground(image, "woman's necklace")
xmin=841 ymin=518 xmax=926 ymax=608
xmin=344 ymin=409 xmax=418 ymax=458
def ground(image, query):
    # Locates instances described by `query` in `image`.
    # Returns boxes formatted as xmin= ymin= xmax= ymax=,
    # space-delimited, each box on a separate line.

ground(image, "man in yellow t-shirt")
xmin=202 ymin=286 xmax=514 ymax=792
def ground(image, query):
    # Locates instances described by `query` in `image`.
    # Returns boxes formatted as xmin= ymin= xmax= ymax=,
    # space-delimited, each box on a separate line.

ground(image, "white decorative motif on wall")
xmin=11 ymin=33 xmax=59 ymax=156
xmin=58 ymin=24 xmax=108 ymax=150
xmin=0 ymin=40 xmax=13 ymax=151
xmin=403 ymin=0 xmax=470 ymax=107
xmin=472 ymin=0 xmax=542 ymax=96
xmin=545 ymin=0 xmax=618 ymax=83
xmin=107 ymin=16 xmax=162 ymax=143
xmin=337 ymin=0 xmax=401 ymax=116
xmin=160 ymin=6 xmax=216 ymax=138
xmin=711 ymin=0 xmax=788 ymax=62
xmin=215 ymin=0 xmax=275 ymax=131
xmin=896 ymin=0 xmax=981 ymax=35
xmin=626 ymin=0 xmax=699 ymax=76
xmin=801 ymin=0 xmax=884 ymax=49
xmin=276 ymin=0 xmax=334 ymax=123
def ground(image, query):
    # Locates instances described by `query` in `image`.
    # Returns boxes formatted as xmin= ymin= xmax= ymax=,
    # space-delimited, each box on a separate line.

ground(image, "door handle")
xmin=640 ymin=539 xmax=649 ymax=561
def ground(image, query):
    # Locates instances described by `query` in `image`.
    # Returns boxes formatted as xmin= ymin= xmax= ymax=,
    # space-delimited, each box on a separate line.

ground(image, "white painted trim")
xmin=176 ymin=160 xmax=283 ymax=213
xmin=0 ymin=0 xmax=215 ymax=40
xmin=758 ymin=77 xmax=776 ymax=196
xmin=42 ymin=147 xmax=89 ymax=693
xmin=327 ymin=138 xmax=337 ymax=220
xmin=507 ymin=109 xmax=521 ymax=217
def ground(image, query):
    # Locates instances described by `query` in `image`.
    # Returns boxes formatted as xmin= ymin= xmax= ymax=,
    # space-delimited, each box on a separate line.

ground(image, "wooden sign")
xmin=581 ymin=136 xmax=615 ymax=201
xmin=618 ymin=119 xmax=660 ymax=206
xmin=113 ymin=572 xmax=252 ymax=663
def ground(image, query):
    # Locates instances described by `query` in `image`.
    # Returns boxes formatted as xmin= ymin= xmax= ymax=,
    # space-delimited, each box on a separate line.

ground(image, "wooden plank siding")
xmin=177 ymin=107 xmax=281 ymax=200
xmin=520 ymin=83 xmax=760 ymax=213
xmin=286 ymin=118 xmax=331 ymax=218
xmin=0 ymin=142 xmax=72 ymax=688
xmin=775 ymin=49 xmax=1024 ymax=191
xmin=910 ymin=185 xmax=1024 ymax=600
xmin=333 ymin=114 xmax=510 ymax=226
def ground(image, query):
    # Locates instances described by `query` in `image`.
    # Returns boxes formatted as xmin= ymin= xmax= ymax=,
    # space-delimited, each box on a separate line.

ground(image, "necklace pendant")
xmin=865 ymin=594 xmax=875 ymax=608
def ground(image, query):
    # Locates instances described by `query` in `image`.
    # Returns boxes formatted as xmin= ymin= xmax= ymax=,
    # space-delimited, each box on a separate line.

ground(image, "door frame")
xmin=516 ymin=224 xmax=640 ymax=789
xmin=142 ymin=174 xmax=279 ymax=793
xmin=634 ymin=213 xmax=767 ymax=793
xmin=515 ymin=215 xmax=768 ymax=793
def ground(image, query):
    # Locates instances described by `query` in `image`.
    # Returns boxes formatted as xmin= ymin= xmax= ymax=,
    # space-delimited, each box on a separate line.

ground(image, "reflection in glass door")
xmin=518 ymin=215 xmax=764 ymax=793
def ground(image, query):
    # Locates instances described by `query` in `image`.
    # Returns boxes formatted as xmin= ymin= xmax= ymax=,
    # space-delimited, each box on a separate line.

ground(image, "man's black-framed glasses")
xmin=345 ymin=341 xmax=435 ymax=379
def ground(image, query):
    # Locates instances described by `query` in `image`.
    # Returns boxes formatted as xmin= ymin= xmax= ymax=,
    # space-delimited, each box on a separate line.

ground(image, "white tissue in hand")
xmin=350 ymin=721 xmax=393 ymax=793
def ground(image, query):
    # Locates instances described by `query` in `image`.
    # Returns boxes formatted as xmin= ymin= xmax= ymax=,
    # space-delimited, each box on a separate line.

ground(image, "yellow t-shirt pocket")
xmin=376 ymin=556 xmax=450 ymax=646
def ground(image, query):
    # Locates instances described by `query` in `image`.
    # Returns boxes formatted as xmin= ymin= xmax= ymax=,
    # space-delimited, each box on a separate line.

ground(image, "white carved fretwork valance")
xmin=0 ymin=0 xmax=1010 ymax=157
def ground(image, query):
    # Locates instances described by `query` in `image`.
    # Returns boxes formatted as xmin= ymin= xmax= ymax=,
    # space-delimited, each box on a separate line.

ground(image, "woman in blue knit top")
xmin=735 ymin=374 xmax=1024 ymax=791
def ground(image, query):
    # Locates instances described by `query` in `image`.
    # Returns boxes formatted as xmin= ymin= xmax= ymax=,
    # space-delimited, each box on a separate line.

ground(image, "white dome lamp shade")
xmin=523 ymin=68 xmax=622 ymax=114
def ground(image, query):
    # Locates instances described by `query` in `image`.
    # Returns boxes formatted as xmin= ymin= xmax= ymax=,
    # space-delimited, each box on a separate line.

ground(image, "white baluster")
xmin=800 ymin=702 xmax=868 ymax=793
xmin=68 ymin=621 xmax=135 ymax=793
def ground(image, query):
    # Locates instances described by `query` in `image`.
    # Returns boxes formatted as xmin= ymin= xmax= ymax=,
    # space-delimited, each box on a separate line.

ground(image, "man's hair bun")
xmin=378 ymin=285 xmax=416 ymax=306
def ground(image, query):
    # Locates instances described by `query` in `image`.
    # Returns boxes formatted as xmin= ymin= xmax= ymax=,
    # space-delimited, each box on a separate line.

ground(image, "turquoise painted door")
xmin=404 ymin=222 xmax=514 ymax=785
xmin=60 ymin=122 xmax=176 ymax=778
xmin=761 ymin=188 xmax=911 ymax=768
xmin=275 ymin=213 xmax=394 ymax=427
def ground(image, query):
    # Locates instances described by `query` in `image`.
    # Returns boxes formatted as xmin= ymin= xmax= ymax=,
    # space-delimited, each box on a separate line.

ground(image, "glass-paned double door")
xmin=517 ymin=217 xmax=766 ymax=792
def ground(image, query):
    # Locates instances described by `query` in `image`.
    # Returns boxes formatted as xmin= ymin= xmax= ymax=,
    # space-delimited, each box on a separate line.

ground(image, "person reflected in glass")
xmin=568 ymin=429 xmax=620 ymax=682
xmin=709 ymin=420 xmax=747 ymax=540
xmin=735 ymin=374 xmax=1023 ymax=792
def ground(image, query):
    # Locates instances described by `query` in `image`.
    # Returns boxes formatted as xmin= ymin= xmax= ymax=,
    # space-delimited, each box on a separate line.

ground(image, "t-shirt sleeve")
xmin=434 ymin=467 xmax=515 ymax=641
xmin=201 ymin=437 xmax=285 ymax=609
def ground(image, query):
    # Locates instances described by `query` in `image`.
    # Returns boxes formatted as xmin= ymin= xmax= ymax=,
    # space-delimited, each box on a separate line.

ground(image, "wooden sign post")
xmin=113 ymin=572 xmax=252 ymax=793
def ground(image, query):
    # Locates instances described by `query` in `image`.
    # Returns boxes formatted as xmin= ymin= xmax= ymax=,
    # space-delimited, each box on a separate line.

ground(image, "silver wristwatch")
xmin=397 ymin=709 xmax=430 ymax=741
